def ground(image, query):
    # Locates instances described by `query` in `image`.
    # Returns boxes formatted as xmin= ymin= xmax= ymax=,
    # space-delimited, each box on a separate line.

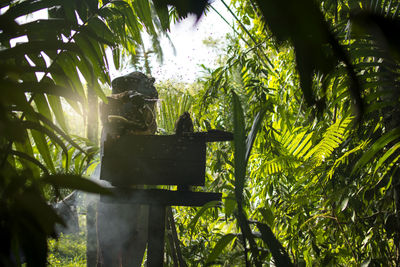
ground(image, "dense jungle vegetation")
xmin=1 ymin=0 xmax=400 ymax=266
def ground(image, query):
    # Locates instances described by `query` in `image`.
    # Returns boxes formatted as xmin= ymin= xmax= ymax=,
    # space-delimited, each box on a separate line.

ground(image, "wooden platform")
xmin=100 ymin=188 xmax=222 ymax=206
xmin=100 ymin=188 xmax=221 ymax=267
xmin=100 ymin=130 xmax=233 ymax=186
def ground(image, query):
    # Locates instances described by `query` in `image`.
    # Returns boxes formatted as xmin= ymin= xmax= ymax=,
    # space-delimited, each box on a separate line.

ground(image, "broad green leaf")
xmin=112 ymin=47 xmax=120 ymax=70
xmin=22 ymin=115 xmax=56 ymax=174
xmin=4 ymin=0 xmax=63 ymax=19
xmin=61 ymin=0 xmax=78 ymax=24
xmin=33 ymin=95 xmax=52 ymax=121
xmin=33 ymin=111 xmax=85 ymax=154
xmin=206 ymin=234 xmax=237 ymax=264
xmin=0 ymin=41 xmax=79 ymax=59
xmin=340 ymin=197 xmax=349 ymax=211
xmin=74 ymin=34 xmax=105 ymax=81
xmin=373 ymin=142 xmax=400 ymax=175
xmin=110 ymin=2 xmax=143 ymax=44
xmin=245 ymin=107 xmax=266 ymax=165
xmin=13 ymin=81 xmax=79 ymax=101
xmin=91 ymin=78 xmax=108 ymax=104
xmin=55 ymin=52 xmax=86 ymax=99
xmin=154 ymin=0 xmax=170 ymax=31
xmin=47 ymin=95 xmax=68 ymax=132
xmin=259 ymin=206 xmax=274 ymax=227
xmin=257 ymin=222 xmax=293 ymax=267
xmin=10 ymin=150 xmax=49 ymax=176
xmin=13 ymin=128 xmax=41 ymax=177
xmin=21 ymin=120 xmax=68 ymax=171
xmin=16 ymin=188 xmax=65 ymax=233
xmin=352 ymin=128 xmax=400 ymax=175
xmin=224 ymin=194 xmax=236 ymax=217
xmin=132 ymin=0 xmax=156 ymax=35
xmin=0 ymin=64 xmax=59 ymax=76
xmin=13 ymin=18 xmax=72 ymax=42
xmin=188 ymin=201 xmax=220 ymax=238
xmin=87 ymin=34 xmax=110 ymax=81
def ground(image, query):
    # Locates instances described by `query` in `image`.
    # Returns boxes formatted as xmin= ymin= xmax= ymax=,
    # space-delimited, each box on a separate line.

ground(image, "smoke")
xmin=51 ymin=164 xmax=107 ymax=236
xmin=86 ymin=162 xmax=150 ymax=266
xmin=52 ymin=191 xmax=80 ymax=236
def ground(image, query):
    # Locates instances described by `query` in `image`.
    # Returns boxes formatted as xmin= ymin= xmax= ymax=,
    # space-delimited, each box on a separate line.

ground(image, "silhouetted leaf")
xmin=257 ymin=222 xmax=293 ymax=267
xmin=21 ymin=120 xmax=68 ymax=171
xmin=10 ymin=150 xmax=49 ymax=176
xmin=153 ymin=0 xmax=170 ymax=31
xmin=42 ymin=174 xmax=112 ymax=194
xmin=0 ymin=41 xmax=80 ymax=59
xmin=232 ymin=91 xmax=246 ymax=202
xmin=47 ymin=95 xmax=68 ymax=132
xmin=153 ymin=0 xmax=210 ymax=19
xmin=245 ymin=107 xmax=267 ymax=165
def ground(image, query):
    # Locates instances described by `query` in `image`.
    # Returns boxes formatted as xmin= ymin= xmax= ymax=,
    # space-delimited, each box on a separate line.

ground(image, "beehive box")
xmin=100 ymin=131 xmax=233 ymax=186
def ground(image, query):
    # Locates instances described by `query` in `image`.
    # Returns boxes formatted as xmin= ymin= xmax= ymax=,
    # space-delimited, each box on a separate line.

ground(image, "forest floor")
xmin=47 ymin=214 xmax=86 ymax=267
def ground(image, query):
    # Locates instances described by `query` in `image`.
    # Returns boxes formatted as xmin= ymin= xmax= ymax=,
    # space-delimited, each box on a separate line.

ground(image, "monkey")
xmin=175 ymin=112 xmax=194 ymax=191
xmin=175 ymin=111 xmax=194 ymax=135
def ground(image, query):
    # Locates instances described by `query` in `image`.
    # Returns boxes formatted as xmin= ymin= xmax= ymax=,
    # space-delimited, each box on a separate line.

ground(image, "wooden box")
xmin=100 ymin=131 xmax=233 ymax=186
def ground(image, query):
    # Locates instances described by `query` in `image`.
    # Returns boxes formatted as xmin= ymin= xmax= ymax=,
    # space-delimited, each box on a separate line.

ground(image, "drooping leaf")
xmin=373 ymin=142 xmax=400 ymax=175
xmin=21 ymin=115 xmax=56 ymax=174
xmin=13 ymin=128 xmax=41 ymax=177
xmin=232 ymin=91 xmax=246 ymax=202
xmin=42 ymin=174 xmax=111 ymax=194
xmin=0 ymin=41 xmax=80 ymax=59
xmin=245 ymin=107 xmax=267 ymax=165
xmin=206 ymin=233 xmax=237 ymax=264
xmin=340 ymin=197 xmax=349 ymax=211
xmin=3 ymin=0 xmax=63 ymax=20
xmin=256 ymin=222 xmax=293 ymax=267
xmin=21 ymin=120 xmax=68 ymax=171
xmin=33 ymin=94 xmax=52 ymax=122
xmin=132 ymin=0 xmax=156 ymax=35
xmin=10 ymin=150 xmax=49 ymax=176
xmin=188 ymin=200 xmax=220 ymax=238
xmin=47 ymin=95 xmax=68 ymax=133
xmin=153 ymin=0 xmax=170 ymax=31
xmin=353 ymin=128 xmax=400 ymax=175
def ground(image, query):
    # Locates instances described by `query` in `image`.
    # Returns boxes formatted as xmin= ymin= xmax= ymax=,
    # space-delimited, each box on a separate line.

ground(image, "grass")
xmin=47 ymin=215 xmax=87 ymax=267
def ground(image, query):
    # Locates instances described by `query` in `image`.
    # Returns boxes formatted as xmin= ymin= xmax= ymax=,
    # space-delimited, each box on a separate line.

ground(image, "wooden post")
xmin=147 ymin=205 xmax=166 ymax=267
xmin=86 ymin=203 xmax=97 ymax=267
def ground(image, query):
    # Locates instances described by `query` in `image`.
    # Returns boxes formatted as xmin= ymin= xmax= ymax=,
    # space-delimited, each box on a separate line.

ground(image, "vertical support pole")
xmin=147 ymin=205 xmax=166 ymax=267
xmin=86 ymin=203 xmax=97 ymax=267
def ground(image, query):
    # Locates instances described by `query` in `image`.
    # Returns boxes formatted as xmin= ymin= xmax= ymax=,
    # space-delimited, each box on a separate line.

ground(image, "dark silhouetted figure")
xmin=175 ymin=111 xmax=193 ymax=135
xmin=175 ymin=112 xmax=194 ymax=191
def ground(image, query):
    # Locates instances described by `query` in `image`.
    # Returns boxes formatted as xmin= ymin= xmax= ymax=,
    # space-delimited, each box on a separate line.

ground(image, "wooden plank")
xmin=190 ymin=130 xmax=234 ymax=142
xmin=100 ymin=188 xmax=222 ymax=206
xmin=101 ymin=135 xmax=206 ymax=186
xmin=86 ymin=203 xmax=97 ymax=267
xmin=147 ymin=205 xmax=166 ymax=267
xmin=100 ymin=131 xmax=233 ymax=186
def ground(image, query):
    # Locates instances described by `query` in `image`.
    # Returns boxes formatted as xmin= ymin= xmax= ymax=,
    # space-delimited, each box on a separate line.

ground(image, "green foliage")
xmin=0 ymin=0 xmax=171 ymax=266
xmin=156 ymin=81 xmax=195 ymax=134
xmin=164 ymin=0 xmax=400 ymax=266
xmin=2 ymin=0 xmax=400 ymax=266
xmin=47 ymin=232 xmax=86 ymax=267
